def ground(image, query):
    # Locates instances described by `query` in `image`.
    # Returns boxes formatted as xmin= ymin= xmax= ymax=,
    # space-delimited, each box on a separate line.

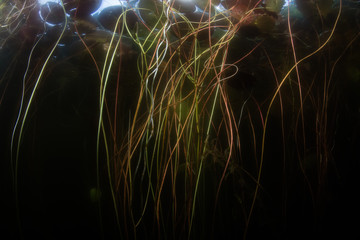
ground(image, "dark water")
xmin=1 ymin=0 xmax=360 ymax=239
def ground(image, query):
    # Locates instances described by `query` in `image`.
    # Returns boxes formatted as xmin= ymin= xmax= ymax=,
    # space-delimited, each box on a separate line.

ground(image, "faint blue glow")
xmin=284 ymin=0 xmax=294 ymax=7
xmin=37 ymin=0 xmax=126 ymax=16
xmin=215 ymin=3 xmax=226 ymax=12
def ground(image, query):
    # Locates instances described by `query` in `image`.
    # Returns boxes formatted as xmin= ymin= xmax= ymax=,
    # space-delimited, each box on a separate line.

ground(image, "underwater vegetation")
xmin=1 ymin=0 xmax=360 ymax=239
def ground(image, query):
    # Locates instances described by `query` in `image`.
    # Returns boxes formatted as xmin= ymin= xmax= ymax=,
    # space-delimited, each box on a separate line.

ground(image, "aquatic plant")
xmin=1 ymin=0 xmax=360 ymax=239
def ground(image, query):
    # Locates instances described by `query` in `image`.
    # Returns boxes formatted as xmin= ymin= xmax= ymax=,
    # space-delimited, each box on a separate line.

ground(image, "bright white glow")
xmin=92 ymin=0 xmax=122 ymax=15
xmin=37 ymin=0 xmax=122 ymax=5
xmin=36 ymin=0 xmax=295 ymax=10
xmin=36 ymin=0 xmax=288 ymax=17
xmin=97 ymin=0 xmax=124 ymax=10
xmin=37 ymin=0 xmax=59 ymax=4
xmin=284 ymin=0 xmax=294 ymax=7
